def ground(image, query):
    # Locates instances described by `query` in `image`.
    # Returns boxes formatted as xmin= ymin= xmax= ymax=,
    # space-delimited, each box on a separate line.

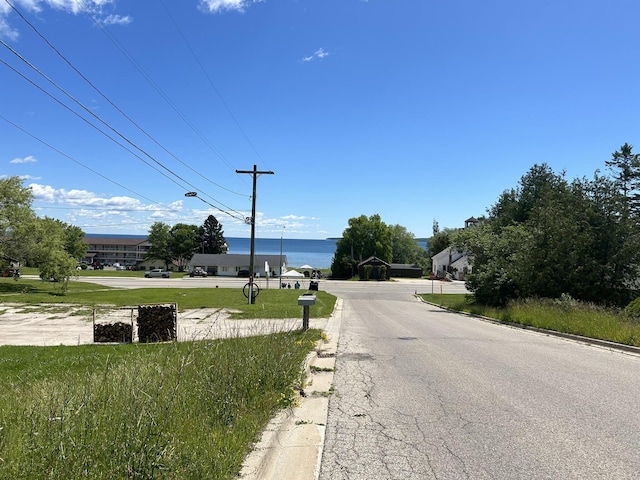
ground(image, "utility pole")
xmin=279 ymin=225 xmax=285 ymax=289
xmin=236 ymin=165 xmax=274 ymax=304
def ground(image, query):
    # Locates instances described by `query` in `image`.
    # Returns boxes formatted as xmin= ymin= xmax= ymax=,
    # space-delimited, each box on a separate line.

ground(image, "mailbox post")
xmin=297 ymin=295 xmax=316 ymax=330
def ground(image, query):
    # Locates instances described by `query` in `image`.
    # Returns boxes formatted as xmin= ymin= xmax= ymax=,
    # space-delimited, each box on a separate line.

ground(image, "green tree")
xmin=605 ymin=142 xmax=640 ymax=215
xmin=146 ymin=222 xmax=173 ymax=269
xmin=331 ymin=214 xmax=392 ymax=278
xmin=63 ymin=224 xmax=87 ymax=261
xmin=455 ymin=223 xmax=528 ymax=306
xmin=199 ymin=215 xmax=227 ymax=254
xmin=426 ymin=228 xmax=456 ymax=257
xmin=30 ymin=217 xmax=78 ymax=292
xmin=169 ymin=223 xmax=200 ymax=271
xmin=391 ymin=224 xmax=429 ymax=270
xmin=0 ymin=177 xmax=36 ymax=265
xmin=458 ymin=161 xmax=640 ymax=306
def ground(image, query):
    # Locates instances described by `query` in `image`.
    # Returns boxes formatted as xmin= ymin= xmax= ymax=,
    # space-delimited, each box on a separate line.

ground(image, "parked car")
xmin=2 ymin=268 xmax=20 ymax=278
xmin=237 ymin=269 xmax=250 ymax=278
xmin=144 ymin=269 xmax=171 ymax=278
xmin=189 ymin=267 xmax=207 ymax=277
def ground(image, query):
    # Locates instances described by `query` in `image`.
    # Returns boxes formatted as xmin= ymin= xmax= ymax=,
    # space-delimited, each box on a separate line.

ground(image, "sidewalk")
xmin=240 ymin=299 xmax=342 ymax=480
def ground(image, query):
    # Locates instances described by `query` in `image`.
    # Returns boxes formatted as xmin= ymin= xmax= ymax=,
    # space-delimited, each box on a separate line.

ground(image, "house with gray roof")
xmin=188 ymin=253 xmax=288 ymax=277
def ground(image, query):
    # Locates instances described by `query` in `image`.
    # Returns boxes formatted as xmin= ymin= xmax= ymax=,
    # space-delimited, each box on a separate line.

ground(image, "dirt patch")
xmin=0 ymin=305 xmax=328 ymax=346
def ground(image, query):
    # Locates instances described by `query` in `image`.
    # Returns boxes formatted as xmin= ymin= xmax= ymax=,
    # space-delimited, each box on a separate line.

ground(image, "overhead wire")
xmin=159 ymin=0 xmax=271 ymax=172
xmin=78 ymin=0 xmax=251 ymax=184
xmin=2 ymin=115 xmax=247 ymax=226
xmin=0 ymin=39 xmax=247 ymax=222
xmin=0 ymin=113 xmax=182 ymax=214
xmin=3 ymin=0 xmax=249 ymax=199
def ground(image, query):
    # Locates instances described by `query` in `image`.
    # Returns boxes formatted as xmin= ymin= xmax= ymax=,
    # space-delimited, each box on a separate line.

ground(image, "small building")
xmin=430 ymin=217 xmax=478 ymax=280
xmin=431 ymin=246 xmax=472 ymax=280
xmin=83 ymin=235 xmax=151 ymax=268
xmin=357 ymin=256 xmax=390 ymax=280
xmin=389 ymin=263 xmax=423 ymax=278
xmin=188 ymin=253 xmax=288 ymax=277
xmin=357 ymin=257 xmax=424 ymax=280
xmin=464 ymin=216 xmax=479 ymax=228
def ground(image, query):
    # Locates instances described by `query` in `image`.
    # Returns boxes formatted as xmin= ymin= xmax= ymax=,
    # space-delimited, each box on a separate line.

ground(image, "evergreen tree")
xmin=199 ymin=215 xmax=227 ymax=254
xmin=605 ymin=143 xmax=640 ymax=215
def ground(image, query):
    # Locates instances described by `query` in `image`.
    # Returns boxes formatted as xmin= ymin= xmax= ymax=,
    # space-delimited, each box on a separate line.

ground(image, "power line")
xmin=0 ymin=114 xmax=182 ymax=214
xmin=159 ymin=0 xmax=271 ymax=171
xmin=0 ymin=43 xmax=246 ymax=222
xmin=79 ymin=0 xmax=250 ymax=184
xmin=3 ymin=0 xmax=248 ymax=199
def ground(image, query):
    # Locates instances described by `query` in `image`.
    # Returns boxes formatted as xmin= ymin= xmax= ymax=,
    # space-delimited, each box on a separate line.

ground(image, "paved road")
xmin=318 ymin=281 xmax=640 ymax=479
xmin=72 ymin=275 xmax=468 ymax=294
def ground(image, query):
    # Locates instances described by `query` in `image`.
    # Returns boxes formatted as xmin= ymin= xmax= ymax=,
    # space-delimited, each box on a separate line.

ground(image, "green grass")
xmin=0 ymin=278 xmax=336 ymax=319
xmin=0 ymin=330 xmax=323 ymax=479
xmin=421 ymin=293 xmax=640 ymax=347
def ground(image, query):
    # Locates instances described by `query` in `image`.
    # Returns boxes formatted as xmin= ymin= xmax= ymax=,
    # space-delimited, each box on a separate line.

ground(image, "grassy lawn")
xmin=0 ymin=278 xmax=336 ymax=319
xmin=0 ymin=330 xmax=323 ymax=479
xmin=421 ymin=293 xmax=640 ymax=347
xmin=0 ymin=275 xmax=332 ymax=478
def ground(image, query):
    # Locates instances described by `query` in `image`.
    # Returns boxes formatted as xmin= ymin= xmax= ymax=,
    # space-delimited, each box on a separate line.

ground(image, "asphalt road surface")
xmin=318 ymin=281 xmax=640 ymax=479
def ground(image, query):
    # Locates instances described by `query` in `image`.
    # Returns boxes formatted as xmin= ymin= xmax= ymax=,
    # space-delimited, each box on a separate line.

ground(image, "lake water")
xmin=226 ymin=237 xmax=337 ymax=269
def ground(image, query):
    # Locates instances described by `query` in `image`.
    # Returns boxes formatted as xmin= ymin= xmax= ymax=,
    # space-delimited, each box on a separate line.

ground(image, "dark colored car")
xmin=237 ymin=269 xmax=250 ymax=278
xmin=189 ymin=267 xmax=207 ymax=277
xmin=2 ymin=268 xmax=20 ymax=278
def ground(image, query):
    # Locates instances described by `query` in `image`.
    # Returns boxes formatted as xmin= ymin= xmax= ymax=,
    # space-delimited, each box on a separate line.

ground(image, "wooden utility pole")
xmin=236 ymin=165 xmax=274 ymax=304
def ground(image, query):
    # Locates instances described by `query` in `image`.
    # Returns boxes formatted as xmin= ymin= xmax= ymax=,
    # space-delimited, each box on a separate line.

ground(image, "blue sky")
xmin=1 ymin=0 xmax=639 ymax=240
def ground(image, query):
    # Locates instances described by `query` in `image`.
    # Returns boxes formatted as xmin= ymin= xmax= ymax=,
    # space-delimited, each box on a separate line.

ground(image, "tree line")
xmin=0 ymin=177 xmax=87 ymax=290
xmin=145 ymin=216 xmax=227 ymax=270
xmin=0 ymin=177 xmax=229 ymax=286
xmin=452 ymin=143 xmax=640 ymax=307
xmin=330 ymin=214 xmax=430 ymax=278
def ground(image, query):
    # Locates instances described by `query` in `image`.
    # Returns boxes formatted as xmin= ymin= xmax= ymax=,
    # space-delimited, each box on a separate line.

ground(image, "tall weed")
xmin=0 ymin=329 xmax=321 ymax=479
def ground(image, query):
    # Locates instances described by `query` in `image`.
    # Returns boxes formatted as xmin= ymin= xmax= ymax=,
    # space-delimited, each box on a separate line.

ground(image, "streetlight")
xmin=279 ymin=226 xmax=285 ymax=289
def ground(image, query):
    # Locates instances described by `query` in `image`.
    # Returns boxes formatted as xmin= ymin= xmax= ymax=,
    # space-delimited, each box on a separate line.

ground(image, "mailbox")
xmin=298 ymin=295 xmax=316 ymax=306
xmin=298 ymin=295 xmax=316 ymax=330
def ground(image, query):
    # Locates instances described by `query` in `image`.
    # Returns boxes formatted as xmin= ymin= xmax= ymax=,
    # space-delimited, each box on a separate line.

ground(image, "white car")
xmin=144 ymin=269 xmax=172 ymax=278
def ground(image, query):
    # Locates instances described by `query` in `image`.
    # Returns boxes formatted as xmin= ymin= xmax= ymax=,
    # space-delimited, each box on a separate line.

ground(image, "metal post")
xmin=302 ymin=305 xmax=310 ymax=330
xmin=236 ymin=165 xmax=274 ymax=304
xmin=279 ymin=226 xmax=285 ymax=289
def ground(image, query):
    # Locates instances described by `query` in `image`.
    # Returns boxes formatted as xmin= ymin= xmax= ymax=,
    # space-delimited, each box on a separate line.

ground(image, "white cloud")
xmin=315 ymin=48 xmax=329 ymax=59
xmin=0 ymin=0 xmax=124 ymax=39
xmin=0 ymin=17 xmax=19 ymax=41
xmin=29 ymin=183 xmax=144 ymax=209
xmin=99 ymin=14 xmax=132 ymax=26
xmin=301 ymin=47 xmax=330 ymax=62
xmin=10 ymin=155 xmax=37 ymax=164
xmin=45 ymin=0 xmax=115 ymax=15
xmin=198 ymin=0 xmax=263 ymax=14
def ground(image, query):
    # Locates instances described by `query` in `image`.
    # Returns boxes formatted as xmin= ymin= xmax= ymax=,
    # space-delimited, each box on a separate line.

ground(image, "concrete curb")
xmin=240 ymin=298 xmax=342 ymax=480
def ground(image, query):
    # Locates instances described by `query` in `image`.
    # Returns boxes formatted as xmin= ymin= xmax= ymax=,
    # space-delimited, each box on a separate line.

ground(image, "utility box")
xmin=298 ymin=295 xmax=317 ymax=306
xmin=298 ymin=295 xmax=316 ymax=330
